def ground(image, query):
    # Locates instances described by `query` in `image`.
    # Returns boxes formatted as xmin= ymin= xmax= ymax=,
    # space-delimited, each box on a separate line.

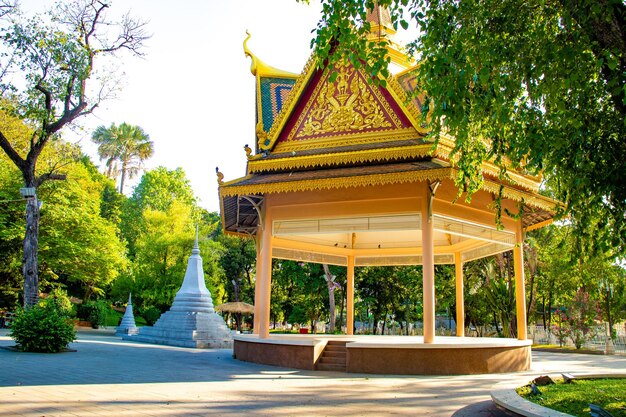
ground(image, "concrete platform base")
xmin=124 ymin=311 xmax=233 ymax=349
xmin=234 ymin=334 xmax=532 ymax=375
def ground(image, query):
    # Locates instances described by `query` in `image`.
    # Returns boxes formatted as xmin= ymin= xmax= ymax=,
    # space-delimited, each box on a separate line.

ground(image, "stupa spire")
xmin=123 ymin=230 xmax=232 ymax=348
xmin=115 ymin=292 xmax=138 ymax=336
xmin=365 ymin=3 xmax=396 ymax=37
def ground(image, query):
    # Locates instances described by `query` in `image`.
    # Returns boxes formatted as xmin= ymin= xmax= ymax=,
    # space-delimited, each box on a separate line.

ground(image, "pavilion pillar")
xmin=514 ymin=220 xmax=527 ymax=340
xmin=252 ymin=234 xmax=262 ymax=335
xmin=346 ymin=255 xmax=355 ymax=335
xmin=454 ymin=252 xmax=465 ymax=337
xmin=258 ymin=205 xmax=274 ymax=339
xmin=422 ymin=181 xmax=436 ymax=343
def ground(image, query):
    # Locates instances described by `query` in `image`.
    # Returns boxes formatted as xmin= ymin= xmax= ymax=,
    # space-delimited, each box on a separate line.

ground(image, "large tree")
xmin=306 ymin=0 xmax=626 ymax=256
xmin=0 ymin=0 xmax=147 ymax=307
xmin=91 ymin=122 xmax=154 ymax=193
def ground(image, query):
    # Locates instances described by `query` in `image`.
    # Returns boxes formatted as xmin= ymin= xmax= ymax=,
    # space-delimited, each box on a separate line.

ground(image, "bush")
xmin=44 ymin=288 xmax=74 ymax=317
xmin=76 ymin=300 xmax=109 ymax=329
xmin=140 ymin=306 xmax=161 ymax=326
xmin=10 ymin=303 xmax=76 ymax=353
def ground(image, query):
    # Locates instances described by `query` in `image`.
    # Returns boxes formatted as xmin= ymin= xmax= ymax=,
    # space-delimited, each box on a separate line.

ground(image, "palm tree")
xmin=92 ymin=123 xmax=154 ymax=193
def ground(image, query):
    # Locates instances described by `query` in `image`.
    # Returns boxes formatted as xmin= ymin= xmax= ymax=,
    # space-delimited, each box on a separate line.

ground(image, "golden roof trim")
xmin=243 ymin=31 xmax=299 ymax=78
xmin=221 ymin=166 xmax=558 ymax=213
xmin=221 ymin=168 xmax=454 ymax=197
xmin=248 ymin=143 xmax=434 ymax=173
xmin=481 ymin=178 xmax=561 ymax=212
xmin=434 ymin=136 xmax=541 ymax=191
xmin=273 ymin=128 xmax=420 ymax=153
xmin=386 ymin=75 xmax=428 ymax=135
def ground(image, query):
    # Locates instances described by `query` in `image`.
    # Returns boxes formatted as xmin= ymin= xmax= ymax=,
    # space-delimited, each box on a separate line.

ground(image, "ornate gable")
xmin=271 ymin=60 xmax=420 ymax=153
xmin=258 ymin=76 xmax=296 ymax=134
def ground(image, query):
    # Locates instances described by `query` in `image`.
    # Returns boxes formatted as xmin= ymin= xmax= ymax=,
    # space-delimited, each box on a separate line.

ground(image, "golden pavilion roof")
xmin=219 ymin=26 xmax=559 ymax=239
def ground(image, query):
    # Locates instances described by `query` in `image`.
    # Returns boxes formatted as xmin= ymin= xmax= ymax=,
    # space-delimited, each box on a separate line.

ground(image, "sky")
xmin=18 ymin=0 xmax=325 ymax=212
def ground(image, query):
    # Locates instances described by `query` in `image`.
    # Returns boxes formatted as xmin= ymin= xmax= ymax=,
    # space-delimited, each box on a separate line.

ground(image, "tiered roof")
xmin=220 ymin=19 xmax=559 ymax=237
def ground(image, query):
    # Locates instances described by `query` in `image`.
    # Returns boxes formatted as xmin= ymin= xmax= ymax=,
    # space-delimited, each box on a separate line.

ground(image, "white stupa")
xmin=124 ymin=229 xmax=232 ymax=348
xmin=115 ymin=293 xmax=139 ymax=336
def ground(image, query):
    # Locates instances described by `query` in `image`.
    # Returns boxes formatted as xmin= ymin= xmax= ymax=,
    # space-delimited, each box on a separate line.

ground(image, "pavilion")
xmin=217 ymin=7 xmax=559 ymax=374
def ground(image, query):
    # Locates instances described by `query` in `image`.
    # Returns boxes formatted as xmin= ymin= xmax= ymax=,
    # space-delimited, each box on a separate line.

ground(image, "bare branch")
xmin=0 ymin=129 xmax=26 ymax=170
xmin=0 ymin=0 xmax=16 ymax=19
xmin=35 ymin=172 xmax=67 ymax=186
xmin=95 ymin=13 xmax=150 ymax=56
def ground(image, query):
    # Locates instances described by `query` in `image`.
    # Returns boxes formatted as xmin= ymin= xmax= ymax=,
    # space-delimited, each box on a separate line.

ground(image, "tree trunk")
xmin=23 ymin=194 xmax=40 ymax=308
xmin=323 ymin=264 xmax=336 ymax=333
xmin=119 ymin=161 xmax=127 ymax=193
xmin=338 ymin=283 xmax=345 ymax=331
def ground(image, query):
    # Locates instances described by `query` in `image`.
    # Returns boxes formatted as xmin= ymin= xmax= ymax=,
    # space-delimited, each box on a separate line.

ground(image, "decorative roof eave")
xmin=221 ymin=167 xmax=453 ymax=197
xmin=434 ymin=135 xmax=542 ymax=192
xmin=244 ymin=31 xmax=299 ymax=79
xmin=219 ymin=167 xmax=560 ymax=213
xmin=247 ymin=143 xmax=434 ymax=173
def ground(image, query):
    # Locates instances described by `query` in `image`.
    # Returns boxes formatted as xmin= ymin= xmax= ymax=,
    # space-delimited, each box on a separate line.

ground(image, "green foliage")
xmin=77 ymin=300 xmax=108 ymax=328
xmin=37 ymin=154 xmax=129 ymax=300
xmin=91 ymin=123 xmax=154 ymax=193
xmin=309 ymin=0 xmax=626 ymax=256
xmin=272 ymin=260 xmax=327 ymax=329
xmin=140 ymin=306 xmax=161 ymax=326
xmin=555 ymin=289 xmax=600 ymax=349
xmin=0 ymin=109 xmax=128 ymax=307
xmin=9 ymin=302 xmax=76 ymax=353
xmin=218 ymin=235 xmax=256 ymax=303
xmin=44 ymin=288 xmax=74 ymax=317
xmin=517 ymin=378 xmax=626 ymax=417
xmin=130 ymin=167 xmax=197 ymax=213
xmin=0 ymin=0 xmax=147 ymax=308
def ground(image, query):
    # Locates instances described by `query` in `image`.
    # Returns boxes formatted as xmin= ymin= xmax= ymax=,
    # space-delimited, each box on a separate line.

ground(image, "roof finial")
xmin=243 ymin=30 xmax=258 ymax=76
xmin=194 ymin=224 xmax=199 ymax=249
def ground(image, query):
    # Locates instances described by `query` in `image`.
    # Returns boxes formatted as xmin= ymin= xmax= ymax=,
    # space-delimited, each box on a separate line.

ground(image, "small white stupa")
xmin=124 ymin=228 xmax=232 ymax=348
xmin=115 ymin=293 xmax=139 ymax=336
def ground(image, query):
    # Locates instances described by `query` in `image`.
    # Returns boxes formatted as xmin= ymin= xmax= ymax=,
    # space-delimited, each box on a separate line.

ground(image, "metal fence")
xmin=528 ymin=324 xmax=626 ymax=355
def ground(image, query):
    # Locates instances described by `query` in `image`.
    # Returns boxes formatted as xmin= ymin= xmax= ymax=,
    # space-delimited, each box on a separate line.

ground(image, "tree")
xmin=306 ymin=0 xmax=626 ymax=256
xmin=0 ymin=0 xmax=147 ymax=307
xmin=121 ymin=167 xmax=198 ymax=259
xmin=91 ymin=122 xmax=154 ymax=193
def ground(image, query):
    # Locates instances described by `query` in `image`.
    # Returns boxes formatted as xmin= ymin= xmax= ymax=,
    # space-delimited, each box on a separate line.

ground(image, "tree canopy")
xmin=92 ymin=123 xmax=154 ymax=193
xmin=306 ymin=0 xmax=626 ymax=257
xmin=0 ymin=0 xmax=148 ymax=307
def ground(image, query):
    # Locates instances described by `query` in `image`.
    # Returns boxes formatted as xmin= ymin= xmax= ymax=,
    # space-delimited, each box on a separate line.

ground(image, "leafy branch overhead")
xmin=306 ymin=0 xmax=626 ymax=256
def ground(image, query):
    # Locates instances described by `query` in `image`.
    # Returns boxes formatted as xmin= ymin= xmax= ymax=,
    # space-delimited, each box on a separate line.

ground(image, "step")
xmin=323 ymin=345 xmax=346 ymax=353
xmin=326 ymin=341 xmax=348 ymax=346
xmin=316 ymin=362 xmax=346 ymax=372
xmin=323 ymin=350 xmax=346 ymax=358
xmin=319 ymin=356 xmax=346 ymax=365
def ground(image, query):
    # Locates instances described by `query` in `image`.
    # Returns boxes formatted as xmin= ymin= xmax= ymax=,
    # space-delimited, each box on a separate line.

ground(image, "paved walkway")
xmin=1 ymin=329 xmax=624 ymax=416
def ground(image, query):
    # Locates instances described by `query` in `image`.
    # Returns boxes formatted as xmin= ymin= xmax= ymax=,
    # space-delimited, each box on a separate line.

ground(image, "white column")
xmin=514 ymin=220 xmax=527 ymax=340
xmin=422 ymin=182 xmax=435 ymax=344
xmin=259 ymin=206 xmax=273 ymax=339
xmin=454 ymin=252 xmax=465 ymax=337
xmin=346 ymin=255 xmax=355 ymax=335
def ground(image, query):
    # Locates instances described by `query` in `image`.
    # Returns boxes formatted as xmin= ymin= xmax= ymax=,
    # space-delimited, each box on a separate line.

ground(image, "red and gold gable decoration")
xmin=274 ymin=61 xmax=416 ymax=152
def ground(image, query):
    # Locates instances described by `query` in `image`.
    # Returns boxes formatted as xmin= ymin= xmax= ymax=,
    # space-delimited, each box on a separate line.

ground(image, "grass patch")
xmin=517 ymin=378 xmax=626 ymax=417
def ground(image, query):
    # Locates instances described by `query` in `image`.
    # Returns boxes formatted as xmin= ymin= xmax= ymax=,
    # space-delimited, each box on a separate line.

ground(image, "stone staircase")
xmin=316 ymin=340 xmax=347 ymax=372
